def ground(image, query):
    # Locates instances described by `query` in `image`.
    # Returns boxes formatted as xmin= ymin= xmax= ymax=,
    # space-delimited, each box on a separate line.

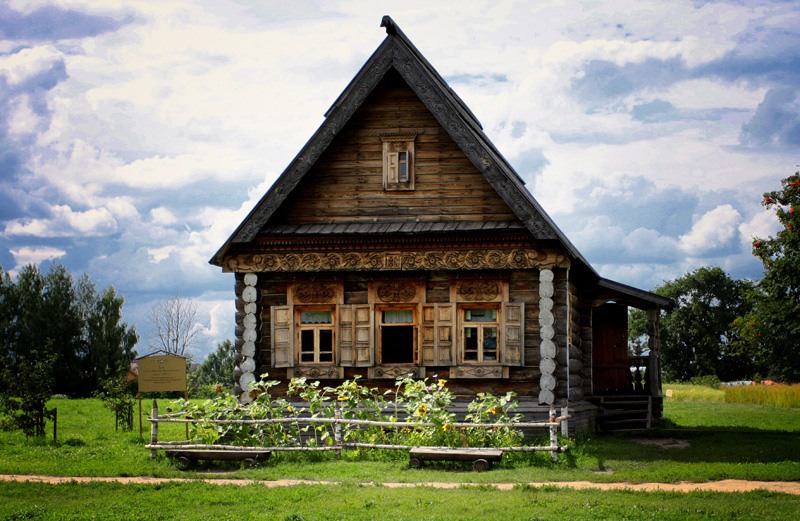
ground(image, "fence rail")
xmin=145 ymin=400 xmax=570 ymax=462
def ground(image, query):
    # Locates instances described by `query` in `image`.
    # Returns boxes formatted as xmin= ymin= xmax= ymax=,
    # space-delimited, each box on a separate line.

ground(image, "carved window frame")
xmin=376 ymin=305 xmax=418 ymax=366
xmin=296 ymin=306 xmax=336 ymax=366
xmin=381 ymin=133 xmax=416 ymax=191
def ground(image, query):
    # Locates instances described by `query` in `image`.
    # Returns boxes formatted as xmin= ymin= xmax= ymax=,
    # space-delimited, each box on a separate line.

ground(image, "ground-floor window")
xmin=298 ymin=309 xmax=334 ymax=364
xmin=461 ymin=306 xmax=499 ymax=363
xmin=271 ymin=300 xmax=523 ymax=374
xmin=378 ymin=308 xmax=415 ymax=364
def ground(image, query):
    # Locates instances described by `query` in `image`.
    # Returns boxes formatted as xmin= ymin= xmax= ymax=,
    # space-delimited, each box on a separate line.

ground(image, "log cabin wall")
xmin=236 ymin=268 xmax=580 ymax=402
xmin=567 ymin=281 xmax=584 ymax=402
xmin=578 ymin=304 xmax=594 ymax=398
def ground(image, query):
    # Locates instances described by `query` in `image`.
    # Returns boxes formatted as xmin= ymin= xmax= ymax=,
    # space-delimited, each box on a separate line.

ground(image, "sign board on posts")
xmin=138 ymin=353 xmax=187 ymax=393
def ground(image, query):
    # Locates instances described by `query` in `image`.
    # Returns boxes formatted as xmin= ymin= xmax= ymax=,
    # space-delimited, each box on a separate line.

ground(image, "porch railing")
xmin=628 ymin=355 xmax=650 ymax=394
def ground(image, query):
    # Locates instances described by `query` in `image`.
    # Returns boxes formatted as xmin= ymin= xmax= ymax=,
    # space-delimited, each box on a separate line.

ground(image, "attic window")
xmin=381 ymin=134 xmax=416 ymax=191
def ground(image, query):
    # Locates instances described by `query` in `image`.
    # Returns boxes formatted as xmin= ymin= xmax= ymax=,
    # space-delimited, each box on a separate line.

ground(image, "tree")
xmin=738 ymin=171 xmax=800 ymax=382
xmin=191 ymin=339 xmax=236 ymax=390
xmin=653 ymin=266 xmax=755 ymax=382
xmin=147 ymin=296 xmax=201 ymax=358
xmin=0 ymin=265 xmax=61 ymax=437
xmin=1 ymin=264 xmax=138 ymax=403
xmin=85 ymin=286 xmax=139 ymax=389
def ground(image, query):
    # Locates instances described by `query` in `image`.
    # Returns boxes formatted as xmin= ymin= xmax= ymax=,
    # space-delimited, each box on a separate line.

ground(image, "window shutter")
xmin=353 ymin=305 xmax=373 ymax=366
xmin=271 ymin=306 xmax=294 ymax=368
xmin=338 ymin=305 xmax=356 ymax=366
xmin=339 ymin=305 xmax=374 ymax=367
xmin=387 ymin=151 xmax=399 ymax=183
xmin=502 ymin=302 xmax=524 ymax=366
xmin=421 ymin=303 xmax=455 ymax=366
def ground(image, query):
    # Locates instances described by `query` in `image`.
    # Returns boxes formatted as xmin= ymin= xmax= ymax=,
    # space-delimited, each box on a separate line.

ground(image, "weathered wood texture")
xmin=270 ymin=69 xmax=516 ymax=225
xmin=246 ymin=270 xmax=569 ymax=399
xmin=578 ymin=306 xmax=593 ymax=397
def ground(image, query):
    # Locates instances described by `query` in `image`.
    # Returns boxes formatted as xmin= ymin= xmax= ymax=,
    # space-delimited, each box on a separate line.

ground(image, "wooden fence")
xmin=145 ymin=400 xmax=571 ymax=463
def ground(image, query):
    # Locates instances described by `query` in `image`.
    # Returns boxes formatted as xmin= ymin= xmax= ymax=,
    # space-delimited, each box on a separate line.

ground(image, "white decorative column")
xmin=538 ymin=268 xmax=556 ymax=405
xmin=238 ymin=273 xmax=258 ymax=404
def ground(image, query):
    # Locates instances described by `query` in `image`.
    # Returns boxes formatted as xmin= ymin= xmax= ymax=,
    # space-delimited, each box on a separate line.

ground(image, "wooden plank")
xmin=409 ymin=447 xmax=503 ymax=461
xmin=165 ymin=449 xmax=271 ymax=462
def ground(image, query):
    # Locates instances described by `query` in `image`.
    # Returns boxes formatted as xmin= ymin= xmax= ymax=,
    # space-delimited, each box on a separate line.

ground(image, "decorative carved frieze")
xmin=290 ymin=366 xmax=345 ymax=379
xmin=457 ymin=280 xmax=500 ymax=301
xmin=369 ymin=366 xmax=424 ymax=379
xmin=450 ymin=365 xmax=508 ymax=379
xmin=225 ymin=249 xmax=568 ymax=273
xmin=294 ymin=283 xmax=336 ymax=303
xmin=376 ymin=281 xmax=417 ymax=302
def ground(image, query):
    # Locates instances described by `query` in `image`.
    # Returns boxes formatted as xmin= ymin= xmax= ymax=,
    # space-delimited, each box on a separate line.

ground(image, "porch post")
xmin=646 ymin=309 xmax=662 ymax=397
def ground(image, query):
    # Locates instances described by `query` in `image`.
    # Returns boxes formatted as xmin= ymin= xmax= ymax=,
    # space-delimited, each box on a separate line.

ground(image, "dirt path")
xmin=2 ymin=474 xmax=799 ymax=495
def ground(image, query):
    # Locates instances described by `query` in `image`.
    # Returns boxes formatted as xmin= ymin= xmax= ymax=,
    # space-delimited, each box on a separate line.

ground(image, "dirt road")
xmin=2 ymin=474 xmax=799 ymax=495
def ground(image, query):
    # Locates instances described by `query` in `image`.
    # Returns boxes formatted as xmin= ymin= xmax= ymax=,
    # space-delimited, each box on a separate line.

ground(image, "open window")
xmin=381 ymin=134 xmax=415 ymax=191
xmin=378 ymin=307 xmax=416 ymax=364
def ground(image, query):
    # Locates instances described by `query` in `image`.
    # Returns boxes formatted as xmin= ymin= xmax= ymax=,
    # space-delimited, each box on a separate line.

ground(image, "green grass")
xmin=1 ymin=395 xmax=799 ymax=520
xmin=724 ymin=384 xmax=800 ymax=407
xmin=1 ymin=397 xmax=798 ymax=483
xmin=0 ymin=481 xmax=798 ymax=521
xmin=663 ymin=383 xmax=724 ymax=402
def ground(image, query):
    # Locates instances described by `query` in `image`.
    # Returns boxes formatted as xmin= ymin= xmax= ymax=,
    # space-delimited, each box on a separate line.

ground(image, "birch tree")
xmin=147 ymin=296 xmax=201 ymax=359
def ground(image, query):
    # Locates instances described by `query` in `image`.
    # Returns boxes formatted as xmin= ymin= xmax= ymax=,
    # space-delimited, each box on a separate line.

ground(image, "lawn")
xmin=0 ymin=392 xmax=798 ymax=520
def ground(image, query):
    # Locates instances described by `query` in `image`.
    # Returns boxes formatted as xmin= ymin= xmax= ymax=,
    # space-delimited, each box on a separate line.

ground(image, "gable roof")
xmin=209 ymin=16 xmax=671 ymax=311
xmin=211 ymin=17 xmax=584 ymax=262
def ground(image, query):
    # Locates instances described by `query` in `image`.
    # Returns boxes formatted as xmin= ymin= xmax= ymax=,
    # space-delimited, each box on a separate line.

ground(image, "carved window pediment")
xmin=289 ymin=282 xmax=343 ymax=305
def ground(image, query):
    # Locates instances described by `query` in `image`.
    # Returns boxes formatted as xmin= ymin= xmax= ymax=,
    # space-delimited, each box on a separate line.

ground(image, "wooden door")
xmin=592 ymin=303 xmax=630 ymax=393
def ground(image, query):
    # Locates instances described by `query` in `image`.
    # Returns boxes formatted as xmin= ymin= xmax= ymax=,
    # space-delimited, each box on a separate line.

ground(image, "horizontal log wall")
xmin=238 ymin=269 xmax=578 ymax=401
xmin=270 ymin=69 xmax=516 ymax=225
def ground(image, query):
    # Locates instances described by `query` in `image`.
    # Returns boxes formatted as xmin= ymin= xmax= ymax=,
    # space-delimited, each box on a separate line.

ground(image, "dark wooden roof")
xmin=210 ymin=16 xmax=584 ymax=264
xmin=260 ymin=220 xmax=526 ymax=235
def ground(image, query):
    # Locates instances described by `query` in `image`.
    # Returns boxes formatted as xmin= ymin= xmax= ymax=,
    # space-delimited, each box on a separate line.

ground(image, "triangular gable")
xmin=211 ymin=16 xmax=588 ymax=271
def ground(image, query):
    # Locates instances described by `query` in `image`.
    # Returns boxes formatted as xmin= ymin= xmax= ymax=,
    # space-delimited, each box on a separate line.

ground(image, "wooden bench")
xmin=408 ymin=447 xmax=503 ymax=472
xmin=165 ymin=449 xmax=271 ymax=469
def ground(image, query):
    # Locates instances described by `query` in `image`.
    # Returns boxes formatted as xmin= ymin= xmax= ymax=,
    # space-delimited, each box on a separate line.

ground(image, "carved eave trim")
xmin=222 ymin=248 xmax=570 ymax=273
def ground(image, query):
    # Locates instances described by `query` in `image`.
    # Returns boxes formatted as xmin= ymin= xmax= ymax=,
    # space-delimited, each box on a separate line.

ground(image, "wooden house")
xmin=210 ymin=17 xmax=673 ymax=433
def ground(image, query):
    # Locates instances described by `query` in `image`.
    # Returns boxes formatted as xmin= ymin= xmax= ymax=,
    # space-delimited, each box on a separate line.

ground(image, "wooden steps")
xmin=593 ymin=396 xmax=652 ymax=431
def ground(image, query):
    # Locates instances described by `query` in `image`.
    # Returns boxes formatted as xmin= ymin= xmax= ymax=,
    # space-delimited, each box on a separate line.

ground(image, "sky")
xmin=1 ymin=0 xmax=798 ymax=361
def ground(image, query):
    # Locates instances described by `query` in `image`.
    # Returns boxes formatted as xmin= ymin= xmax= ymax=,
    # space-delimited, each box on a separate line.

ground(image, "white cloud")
xmin=4 ymin=205 xmax=118 ymax=237
xmin=6 ymin=94 xmax=43 ymax=136
xmin=739 ymin=209 xmax=781 ymax=244
xmin=150 ymin=207 xmax=178 ymax=226
xmin=0 ymin=45 xmax=63 ymax=86
xmin=654 ymin=79 xmax=766 ymax=111
xmin=9 ymin=246 xmax=67 ymax=273
xmin=680 ymin=204 xmax=742 ymax=256
xmin=147 ymin=245 xmax=175 ymax=264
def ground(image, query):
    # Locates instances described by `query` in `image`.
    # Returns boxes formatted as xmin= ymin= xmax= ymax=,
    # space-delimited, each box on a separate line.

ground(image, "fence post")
xmin=549 ymin=405 xmax=559 ymax=462
xmin=150 ymin=399 xmax=159 ymax=459
xmin=52 ymin=408 xmax=58 ymax=447
xmin=334 ymin=401 xmax=342 ymax=458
